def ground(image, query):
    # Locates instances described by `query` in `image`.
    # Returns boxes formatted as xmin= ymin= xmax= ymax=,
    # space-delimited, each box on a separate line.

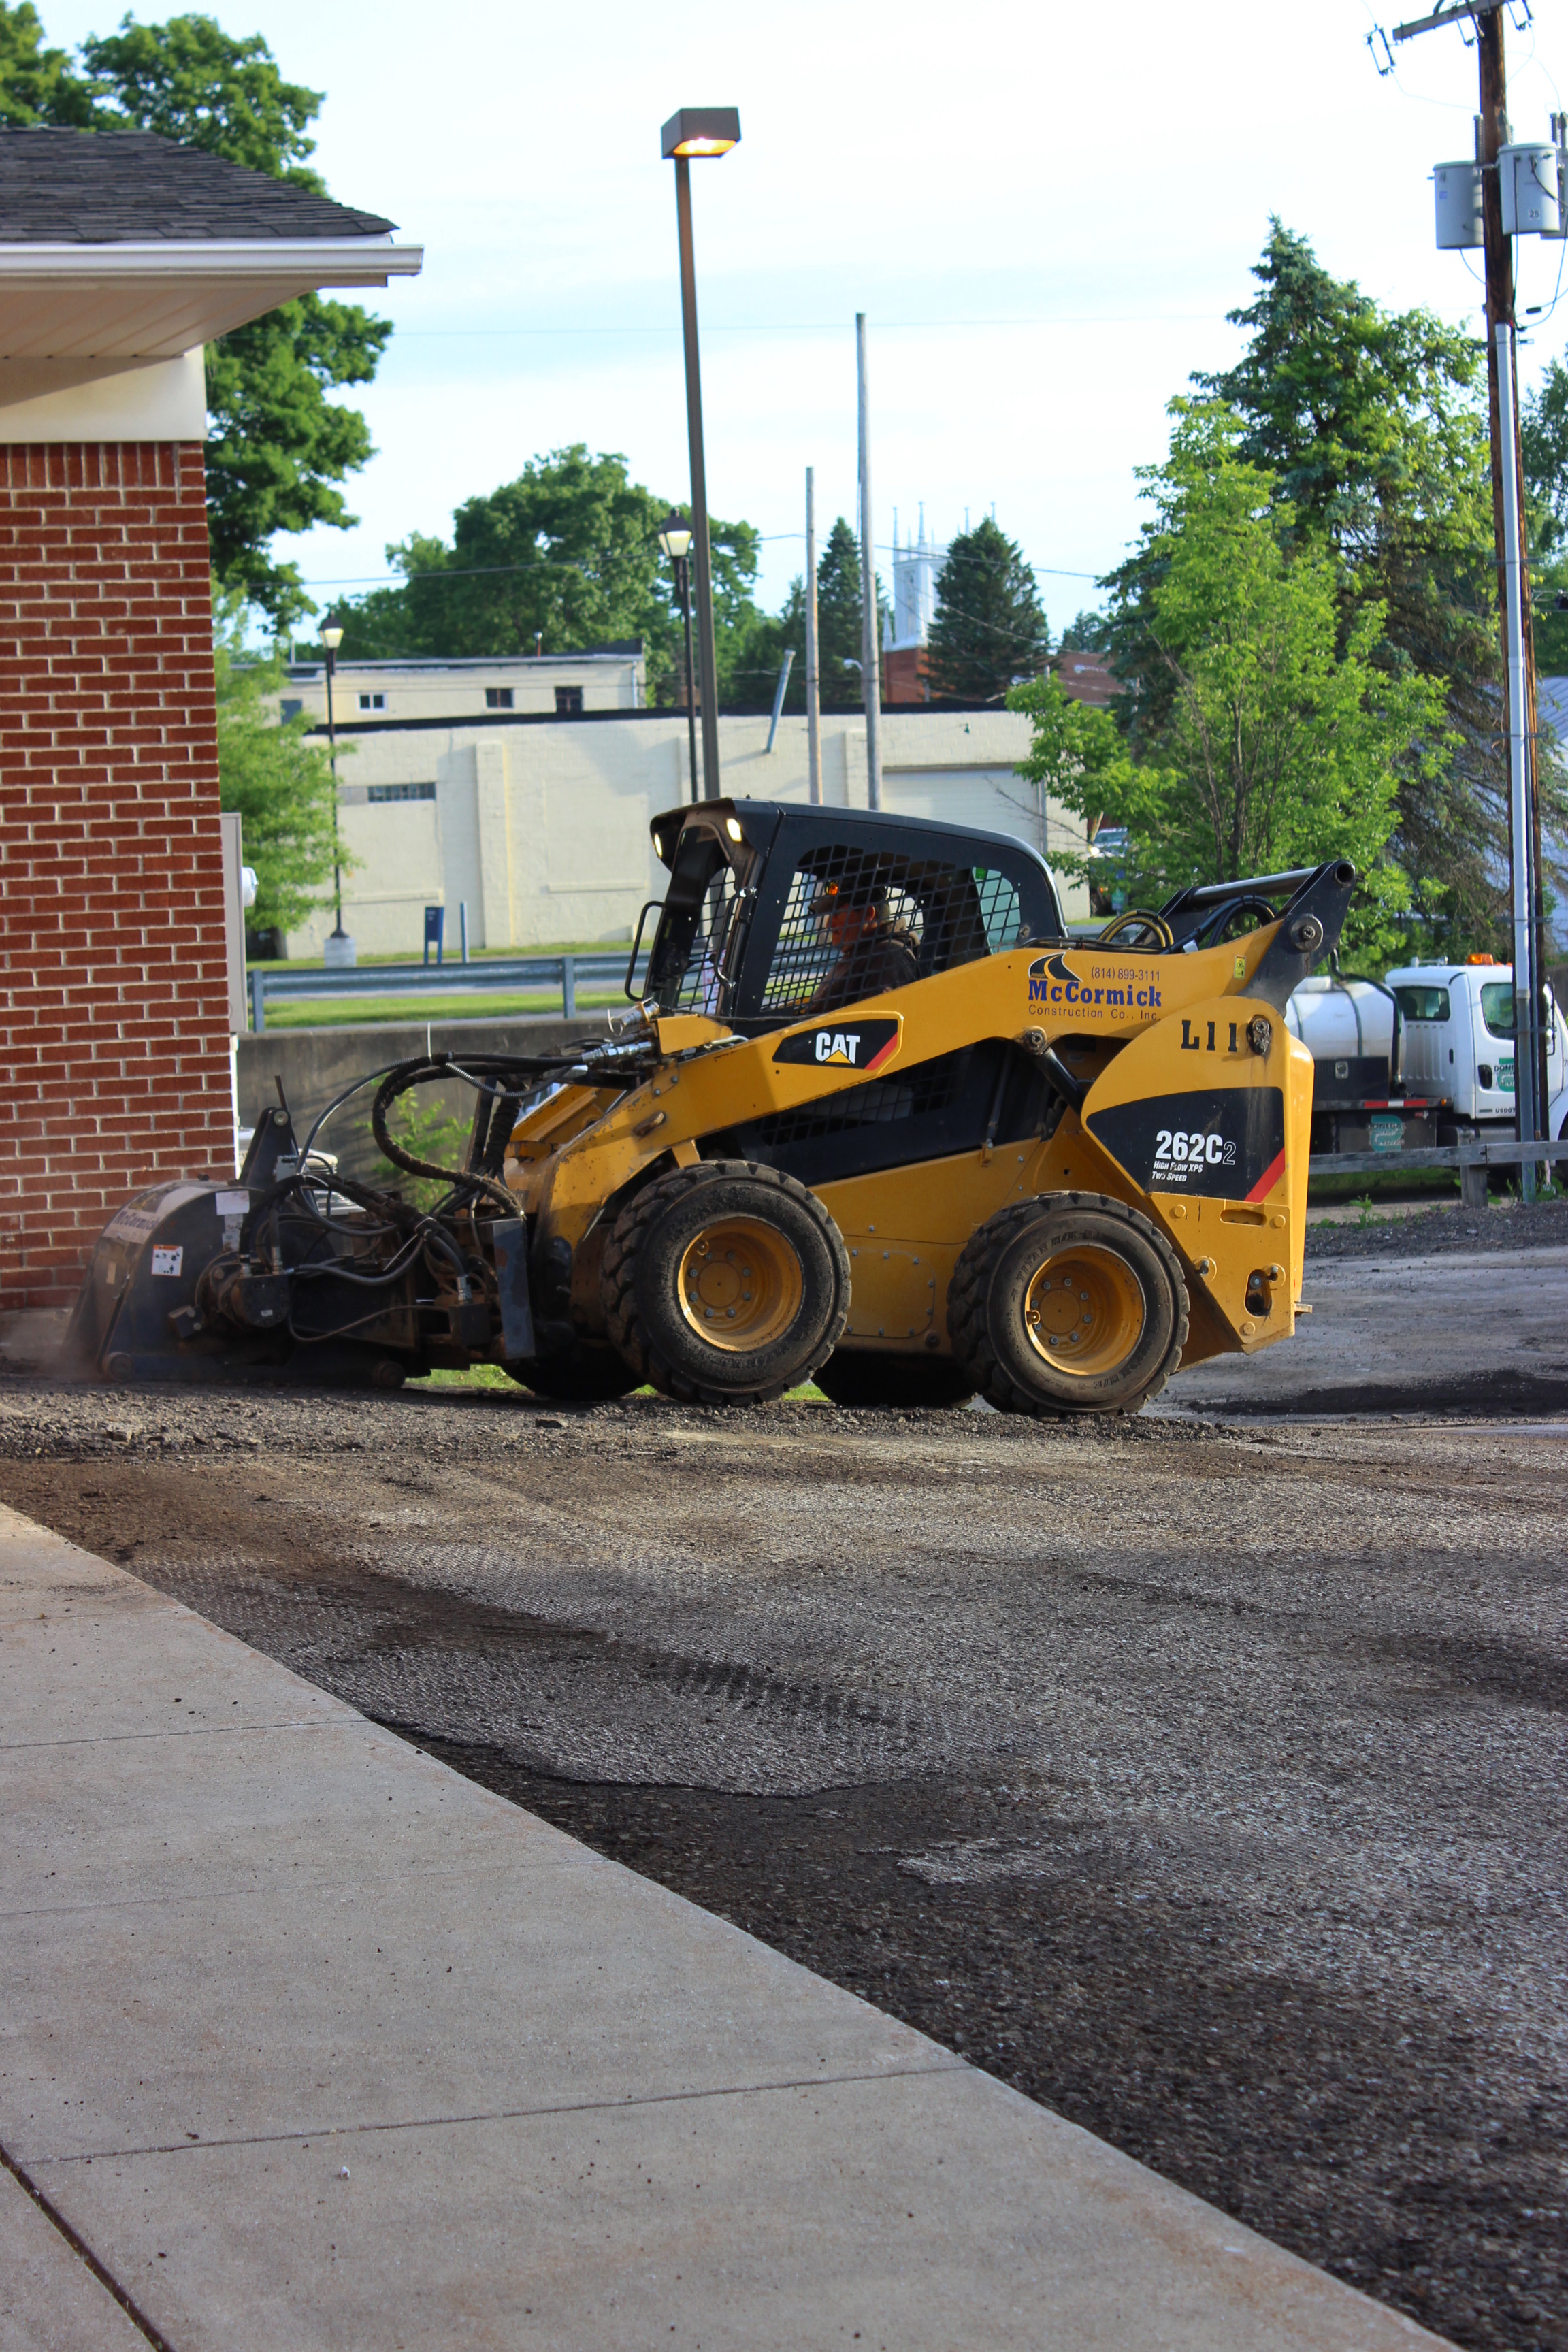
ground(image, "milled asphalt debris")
xmin=1 ymin=1360 xmax=1565 ymax=2351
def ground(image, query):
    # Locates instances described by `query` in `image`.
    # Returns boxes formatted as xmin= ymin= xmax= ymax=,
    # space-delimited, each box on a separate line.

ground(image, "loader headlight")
xmin=652 ymin=830 xmax=665 ymax=858
xmin=725 ymin=817 xmax=744 ymax=842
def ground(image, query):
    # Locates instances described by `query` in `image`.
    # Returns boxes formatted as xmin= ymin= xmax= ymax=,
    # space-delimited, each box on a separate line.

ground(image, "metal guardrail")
xmin=1311 ymin=1136 xmax=1568 ymax=1206
xmin=248 ymin=952 xmax=648 ymax=1032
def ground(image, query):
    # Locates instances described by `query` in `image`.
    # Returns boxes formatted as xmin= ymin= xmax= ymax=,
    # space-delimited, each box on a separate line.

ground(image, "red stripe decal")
xmin=864 ymin=1032 xmax=900 ymax=1075
xmin=1245 ymin=1148 xmax=1286 ymax=1203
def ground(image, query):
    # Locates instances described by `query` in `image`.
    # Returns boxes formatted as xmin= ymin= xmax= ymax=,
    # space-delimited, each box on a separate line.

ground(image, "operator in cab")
xmin=806 ymin=877 xmax=918 ymax=1014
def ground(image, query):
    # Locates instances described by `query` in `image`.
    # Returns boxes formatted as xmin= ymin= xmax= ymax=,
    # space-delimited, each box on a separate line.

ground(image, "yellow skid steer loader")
xmin=69 ymin=797 xmax=1353 ymax=1416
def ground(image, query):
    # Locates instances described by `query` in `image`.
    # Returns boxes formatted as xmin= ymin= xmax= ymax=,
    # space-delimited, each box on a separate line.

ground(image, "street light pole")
xmin=658 ymin=512 xmax=700 ymax=805
xmin=320 ymin=615 xmax=354 ymax=969
xmin=662 ymin=108 xmax=740 ymax=804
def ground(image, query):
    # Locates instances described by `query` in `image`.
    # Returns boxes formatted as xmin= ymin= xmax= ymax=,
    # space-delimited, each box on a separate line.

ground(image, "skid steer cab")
xmin=68 ymin=798 xmax=1354 ymax=1416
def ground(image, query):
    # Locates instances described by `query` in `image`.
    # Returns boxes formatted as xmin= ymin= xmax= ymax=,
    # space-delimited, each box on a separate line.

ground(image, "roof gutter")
xmin=0 ymin=236 xmax=424 ymax=286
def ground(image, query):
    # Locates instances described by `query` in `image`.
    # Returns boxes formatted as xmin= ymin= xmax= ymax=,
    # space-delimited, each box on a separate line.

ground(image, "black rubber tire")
xmin=504 ymin=1341 xmax=640 ymax=1402
xmin=813 ymin=1350 xmax=976 ymax=1409
xmin=601 ymin=1161 xmax=850 ymax=1407
xmin=947 ymin=1191 xmax=1188 ymax=1418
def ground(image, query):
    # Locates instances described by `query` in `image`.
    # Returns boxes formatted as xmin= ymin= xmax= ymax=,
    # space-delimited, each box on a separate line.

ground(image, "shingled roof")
xmin=0 ymin=127 xmax=397 ymax=244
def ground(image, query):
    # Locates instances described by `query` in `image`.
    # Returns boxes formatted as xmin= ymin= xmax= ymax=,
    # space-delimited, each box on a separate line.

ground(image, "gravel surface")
xmin=1 ymin=1376 xmax=1565 ymax=2350
xmin=1306 ymin=1196 xmax=1568 ymax=1263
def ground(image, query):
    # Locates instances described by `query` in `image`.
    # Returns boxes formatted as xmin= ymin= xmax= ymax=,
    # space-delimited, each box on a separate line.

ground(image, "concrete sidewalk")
xmin=0 ymin=1504 xmax=1445 ymax=2351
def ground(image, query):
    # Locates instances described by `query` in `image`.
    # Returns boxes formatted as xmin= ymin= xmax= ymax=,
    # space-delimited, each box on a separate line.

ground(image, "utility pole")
xmin=1394 ymin=0 xmax=1548 ymax=1189
xmin=1475 ymin=8 xmax=1546 ymax=1141
xmin=1497 ymin=323 xmax=1543 ymax=1171
xmin=856 ymin=312 xmax=883 ymax=811
xmin=804 ymin=465 xmax=823 ymax=804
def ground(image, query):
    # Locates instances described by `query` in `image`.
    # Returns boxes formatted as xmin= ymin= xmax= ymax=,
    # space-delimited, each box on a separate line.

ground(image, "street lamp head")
xmin=658 ymin=511 xmax=693 ymax=561
xmin=320 ymin=615 xmax=345 ymax=652
xmin=661 ymin=107 xmax=740 ymax=159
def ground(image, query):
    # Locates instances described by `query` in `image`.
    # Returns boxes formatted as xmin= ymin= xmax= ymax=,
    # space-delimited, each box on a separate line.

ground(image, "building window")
xmin=486 ymin=687 xmax=514 ymax=710
xmin=555 ymin=685 xmax=583 ymax=715
xmin=367 ymin=783 xmax=436 ymax=803
xmin=280 ymin=698 xmax=303 ymax=720
xmin=359 ymin=691 xmax=386 ymax=710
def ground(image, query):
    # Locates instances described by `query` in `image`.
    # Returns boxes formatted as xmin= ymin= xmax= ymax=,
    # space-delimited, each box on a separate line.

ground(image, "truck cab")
xmin=1385 ymin=961 xmax=1568 ymax=1137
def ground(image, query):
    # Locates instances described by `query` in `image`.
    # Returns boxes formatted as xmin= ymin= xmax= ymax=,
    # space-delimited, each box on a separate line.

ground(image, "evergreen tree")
xmin=728 ymin=519 xmax=887 ymax=713
xmin=815 ymin=518 xmax=872 ymax=703
xmin=927 ymin=517 xmax=1049 ymax=702
xmin=1058 ymin=608 xmax=1111 ymax=653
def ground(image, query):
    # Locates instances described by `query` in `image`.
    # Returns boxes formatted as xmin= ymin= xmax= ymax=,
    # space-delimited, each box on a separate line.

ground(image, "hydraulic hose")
xmin=371 ymin=1057 xmax=536 ymax=1217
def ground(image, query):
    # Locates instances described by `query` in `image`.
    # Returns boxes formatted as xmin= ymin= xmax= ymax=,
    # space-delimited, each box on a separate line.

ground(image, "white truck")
xmin=1286 ymin=960 xmax=1568 ymax=1156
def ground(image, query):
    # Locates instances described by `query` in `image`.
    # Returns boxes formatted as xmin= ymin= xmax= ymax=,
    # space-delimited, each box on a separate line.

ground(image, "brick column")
xmin=0 ymin=441 xmax=232 ymax=1313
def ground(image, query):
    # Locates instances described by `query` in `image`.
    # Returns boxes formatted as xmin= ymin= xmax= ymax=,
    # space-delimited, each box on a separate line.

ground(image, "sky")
xmin=44 ymin=0 xmax=1568 ymax=629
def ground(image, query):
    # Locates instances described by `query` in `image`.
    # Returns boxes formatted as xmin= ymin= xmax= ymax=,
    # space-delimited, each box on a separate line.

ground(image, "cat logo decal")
xmin=772 ymin=1017 xmax=901 ymax=1074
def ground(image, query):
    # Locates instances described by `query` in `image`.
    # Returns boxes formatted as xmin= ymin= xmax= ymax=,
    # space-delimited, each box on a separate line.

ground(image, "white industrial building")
xmin=276 ymin=644 xmax=646 ymax=729
xmin=285 ymin=702 xmax=1089 ymax=958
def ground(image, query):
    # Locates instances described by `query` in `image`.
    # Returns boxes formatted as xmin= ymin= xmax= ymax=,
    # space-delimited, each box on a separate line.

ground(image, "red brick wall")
xmin=883 ymin=645 xmax=930 ymax=706
xmin=0 ymin=442 xmax=232 ymax=1313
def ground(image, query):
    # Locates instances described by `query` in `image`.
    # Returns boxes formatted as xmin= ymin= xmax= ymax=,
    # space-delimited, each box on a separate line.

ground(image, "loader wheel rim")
xmin=1022 ymin=1244 xmax=1146 ymax=1379
xmin=677 ymin=1217 xmax=804 ymax=1354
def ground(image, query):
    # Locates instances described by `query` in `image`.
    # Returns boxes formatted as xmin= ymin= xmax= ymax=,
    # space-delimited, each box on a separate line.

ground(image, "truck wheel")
xmin=602 ymin=1162 xmax=849 ymax=1407
xmin=948 ymin=1192 xmax=1188 ymax=1416
xmin=504 ymin=1342 xmax=640 ymax=1402
xmin=813 ymin=1350 xmax=975 ymax=1409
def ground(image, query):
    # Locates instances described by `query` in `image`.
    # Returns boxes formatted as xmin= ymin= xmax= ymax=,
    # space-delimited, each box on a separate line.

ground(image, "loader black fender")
xmin=947 ymin=1192 xmax=1188 ymax=1417
xmin=601 ymin=1161 xmax=850 ymax=1407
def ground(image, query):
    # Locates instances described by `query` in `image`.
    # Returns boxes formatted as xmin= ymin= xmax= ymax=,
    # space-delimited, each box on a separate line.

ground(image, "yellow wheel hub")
xmin=678 ymin=1217 xmax=804 ymax=1354
xmin=1023 ymin=1244 xmax=1146 ymax=1379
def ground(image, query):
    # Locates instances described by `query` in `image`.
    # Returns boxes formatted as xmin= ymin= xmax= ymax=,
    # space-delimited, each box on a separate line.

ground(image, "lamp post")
xmin=320 ymin=615 xmax=354 ymax=968
xmin=661 ymin=105 xmax=739 ymax=804
xmin=658 ymin=512 xmax=700 ymax=804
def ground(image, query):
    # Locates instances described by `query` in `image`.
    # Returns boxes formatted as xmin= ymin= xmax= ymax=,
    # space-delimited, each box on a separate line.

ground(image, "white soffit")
xmin=0 ymin=237 xmax=423 ymax=359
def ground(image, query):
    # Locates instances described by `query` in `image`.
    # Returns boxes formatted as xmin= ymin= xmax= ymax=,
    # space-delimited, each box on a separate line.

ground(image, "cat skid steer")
xmin=68 ymin=798 xmax=1354 ymax=1416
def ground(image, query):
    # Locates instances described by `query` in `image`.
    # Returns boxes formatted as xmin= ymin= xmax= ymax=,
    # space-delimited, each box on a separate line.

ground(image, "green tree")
xmin=0 ymin=10 xmax=395 ymax=630
xmin=87 ymin=16 xmax=392 ymax=630
xmin=1027 ymin=406 xmax=1450 ymax=960
xmin=0 ymin=1 xmax=93 ymax=121
xmin=1007 ymin=668 xmax=1129 ymax=874
xmin=1521 ymin=358 xmax=1568 ymax=672
xmin=927 ymin=517 xmax=1049 ymax=703
xmin=1117 ymin=220 xmax=1533 ymax=955
xmin=214 ymin=603 xmax=341 ymax=936
xmin=80 ymin=12 xmax=318 ymax=168
xmin=336 ymin=448 xmax=768 ymax=707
